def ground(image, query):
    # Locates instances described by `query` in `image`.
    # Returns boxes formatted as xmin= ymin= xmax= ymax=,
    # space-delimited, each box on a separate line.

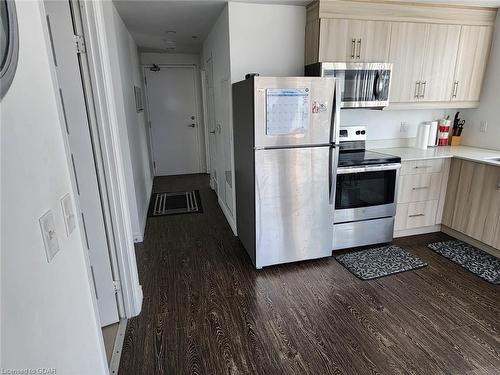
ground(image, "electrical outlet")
xmin=480 ymin=120 xmax=488 ymax=133
xmin=400 ymin=122 xmax=409 ymax=133
xmin=39 ymin=210 xmax=60 ymax=262
xmin=61 ymin=194 xmax=76 ymax=236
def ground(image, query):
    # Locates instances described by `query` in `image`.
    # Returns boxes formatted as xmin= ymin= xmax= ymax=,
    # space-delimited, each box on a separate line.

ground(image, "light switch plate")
xmin=60 ymin=193 xmax=76 ymax=235
xmin=39 ymin=210 xmax=60 ymax=262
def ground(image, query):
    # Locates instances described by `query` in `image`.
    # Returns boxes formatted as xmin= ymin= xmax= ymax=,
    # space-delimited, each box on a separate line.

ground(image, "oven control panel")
xmin=339 ymin=126 xmax=366 ymax=142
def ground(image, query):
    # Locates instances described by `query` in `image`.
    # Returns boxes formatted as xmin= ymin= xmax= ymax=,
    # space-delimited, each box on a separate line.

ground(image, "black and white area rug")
xmin=148 ymin=190 xmax=203 ymax=217
xmin=428 ymin=240 xmax=500 ymax=285
xmin=335 ymin=245 xmax=427 ymax=280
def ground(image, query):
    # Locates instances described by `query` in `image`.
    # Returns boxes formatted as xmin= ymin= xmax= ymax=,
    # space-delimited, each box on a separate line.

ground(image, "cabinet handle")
xmin=414 ymin=81 xmax=421 ymax=98
xmin=420 ymin=81 xmax=426 ymax=98
xmin=356 ymin=39 xmax=361 ymax=59
xmin=415 ymin=165 xmax=432 ymax=169
xmin=409 ymin=213 xmax=425 ymax=218
xmin=452 ymin=81 xmax=459 ymax=98
xmin=412 ymin=186 xmax=430 ymax=190
xmin=351 ymin=39 xmax=356 ymax=59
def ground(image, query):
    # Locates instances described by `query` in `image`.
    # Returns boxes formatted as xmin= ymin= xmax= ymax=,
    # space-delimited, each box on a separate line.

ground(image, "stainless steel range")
xmin=333 ymin=126 xmax=401 ymax=250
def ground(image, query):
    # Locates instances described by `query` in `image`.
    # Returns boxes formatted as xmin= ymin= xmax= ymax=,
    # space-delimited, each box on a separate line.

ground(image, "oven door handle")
xmin=337 ymin=163 xmax=401 ymax=174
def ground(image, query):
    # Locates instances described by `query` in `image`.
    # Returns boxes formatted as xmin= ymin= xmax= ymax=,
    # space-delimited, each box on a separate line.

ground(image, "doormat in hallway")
xmin=148 ymin=190 xmax=203 ymax=217
xmin=335 ymin=245 xmax=427 ymax=280
xmin=428 ymin=240 xmax=500 ymax=285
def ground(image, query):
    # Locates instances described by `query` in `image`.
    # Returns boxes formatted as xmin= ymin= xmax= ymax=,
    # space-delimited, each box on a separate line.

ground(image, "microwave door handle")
xmin=373 ymin=71 xmax=382 ymax=100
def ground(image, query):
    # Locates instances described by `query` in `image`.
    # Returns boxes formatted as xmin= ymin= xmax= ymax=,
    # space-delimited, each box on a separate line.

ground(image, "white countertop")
xmin=373 ymin=145 xmax=500 ymax=167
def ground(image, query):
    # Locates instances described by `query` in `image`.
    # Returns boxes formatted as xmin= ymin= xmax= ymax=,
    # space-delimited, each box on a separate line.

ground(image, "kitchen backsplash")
xmin=340 ymin=109 xmax=457 ymax=149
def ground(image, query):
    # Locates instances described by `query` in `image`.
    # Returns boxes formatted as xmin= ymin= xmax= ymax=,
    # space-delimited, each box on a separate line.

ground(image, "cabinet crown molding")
xmin=308 ymin=0 xmax=498 ymax=26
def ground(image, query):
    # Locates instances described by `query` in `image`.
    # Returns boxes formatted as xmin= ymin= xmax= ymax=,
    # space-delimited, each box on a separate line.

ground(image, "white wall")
xmin=141 ymin=52 xmax=200 ymax=66
xmin=461 ymin=13 xmax=500 ymax=151
xmin=102 ymin=2 xmax=153 ymax=242
xmin=342 ymin=108 xmax=457 ymax=147
xmin=0 ymin=1 xmax=107 ymax=373
xmin=228 ymin=2 xmax=306 ymax=83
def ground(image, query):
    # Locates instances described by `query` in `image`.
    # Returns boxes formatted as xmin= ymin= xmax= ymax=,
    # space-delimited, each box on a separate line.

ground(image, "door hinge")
xmin=74 ymin=34 xmax=86 ymax=54
xmin=112 ymin=280 xmax=121 ymax=293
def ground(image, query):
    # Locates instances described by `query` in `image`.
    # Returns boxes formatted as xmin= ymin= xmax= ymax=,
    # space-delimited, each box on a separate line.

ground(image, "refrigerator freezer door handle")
xmin=332 ymin=79 xmax=342 ymax=144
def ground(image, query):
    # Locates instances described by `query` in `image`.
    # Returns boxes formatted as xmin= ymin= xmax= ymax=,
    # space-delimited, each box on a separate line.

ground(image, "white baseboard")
xmin=133 ymin=178 xmax=153 ymax=243
xmin=441 ymin=225 xmax=500 ymax=258
xmin=394 ymin=224 xmax=441 ymax=238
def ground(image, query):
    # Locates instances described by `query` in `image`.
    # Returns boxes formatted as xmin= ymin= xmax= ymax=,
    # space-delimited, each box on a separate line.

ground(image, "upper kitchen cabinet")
xmin=451 ymin=25 xmax=493 ymax=102
xmin=305 ymin=0 xmax=497 ymax=109
xmin=317 ymin=19 xmax=391 ymax=63
xmin=388 ymin=22 xmax=428 ymax=103
xmin=389 ymin=23 xmax=461 ymax=103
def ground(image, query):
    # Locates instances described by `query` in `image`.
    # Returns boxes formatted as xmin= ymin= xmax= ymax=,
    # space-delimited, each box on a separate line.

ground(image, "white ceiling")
xmin=113 ymin=0 xmax=499 ymax=54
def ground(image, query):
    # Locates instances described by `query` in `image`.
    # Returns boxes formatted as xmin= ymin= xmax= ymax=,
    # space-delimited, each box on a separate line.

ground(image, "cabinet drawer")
xmin=395 ymin=200 xmax=439 ymax=230
xmin=397 ymin=173 xmax=442 ymax=203
xmin=400 ymin=159 xmax=444 ymax=175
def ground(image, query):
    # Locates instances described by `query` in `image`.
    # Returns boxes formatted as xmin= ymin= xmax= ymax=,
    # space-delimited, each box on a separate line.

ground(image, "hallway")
xmin=118 ymin=174 xmax=500 ymax=375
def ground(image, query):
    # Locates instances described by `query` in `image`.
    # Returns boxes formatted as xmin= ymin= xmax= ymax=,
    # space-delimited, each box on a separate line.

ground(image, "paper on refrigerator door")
xmin=266 ymin=88 xmax=310 ymax=135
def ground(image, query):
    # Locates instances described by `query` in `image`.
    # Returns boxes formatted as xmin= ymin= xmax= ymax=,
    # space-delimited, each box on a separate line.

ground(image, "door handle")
xmin=414 ymin=81 xmax=421 ymax=99
xmin=356 ymin=39 xmax=361 ymax=59
xmin=420 ymin=81 xmax=426 ymax=99
xmin=351 ymin=39 xmax=356 ymax=59
xmin=188 ymin=124 xmax=196 ymax=128
xmin=209 ymin=130 xmax=216 ymax=134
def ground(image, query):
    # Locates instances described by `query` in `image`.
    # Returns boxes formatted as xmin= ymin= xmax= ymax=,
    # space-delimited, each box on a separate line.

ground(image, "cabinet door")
xmin=349 ymin=20 xmax=392 ymax=62
xmin=388 ymin=22 xmax=427 ymax=103
xmin=420 ymin=24 xmax=461 ymax=102
xmin=318 ymin=19 xmax=391 ymax=62
xmin=452 ymin=25 xmax=493 ymax=102
xmin=318 ymin=18 xmax=349 ymax=62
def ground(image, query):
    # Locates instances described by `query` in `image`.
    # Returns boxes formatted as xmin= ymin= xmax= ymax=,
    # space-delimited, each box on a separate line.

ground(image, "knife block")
xmin=451 ymin=136 xmax=462 ymax=146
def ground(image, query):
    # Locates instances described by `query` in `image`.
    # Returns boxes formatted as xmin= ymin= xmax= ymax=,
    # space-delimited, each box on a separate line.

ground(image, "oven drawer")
xmin=333 ymin=217 xmax=394 ymax=250
xmin=400 ymin=159 xmax=444 ymax=175
xmin=397 ymin=173 xmax=442 ymax=203
xmin=395 ymin=200 xmax=439 ymax=230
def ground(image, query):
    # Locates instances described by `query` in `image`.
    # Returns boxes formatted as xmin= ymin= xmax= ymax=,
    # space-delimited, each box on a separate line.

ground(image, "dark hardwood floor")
xmin=118 ymin=174 xmax=500 ymax=375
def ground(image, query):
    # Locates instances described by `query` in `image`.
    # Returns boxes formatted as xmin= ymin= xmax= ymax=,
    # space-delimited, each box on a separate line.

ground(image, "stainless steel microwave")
xmin=305 ymin=62 xmax=392 ymax=109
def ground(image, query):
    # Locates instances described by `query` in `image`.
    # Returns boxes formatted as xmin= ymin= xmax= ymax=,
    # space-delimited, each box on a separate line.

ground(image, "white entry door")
xmin=45 ymin=1 xmax=119 ymax=326
xmin=145 ymin=66 xmax=201 ymax=176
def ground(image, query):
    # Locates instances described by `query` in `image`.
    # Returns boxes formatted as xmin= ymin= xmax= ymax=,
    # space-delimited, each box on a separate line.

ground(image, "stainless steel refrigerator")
xmin=233 ymin=76 xmax=340 ymax=269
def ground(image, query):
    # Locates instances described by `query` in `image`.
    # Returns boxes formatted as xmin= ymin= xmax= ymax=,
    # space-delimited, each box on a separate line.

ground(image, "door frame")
xmin=143 ymin=64 xmax=205 ymax=176
xmin=75 ymin=0 xmax=143 ymax=319
xmin=201 ymin=58 xmax=217 ymax=191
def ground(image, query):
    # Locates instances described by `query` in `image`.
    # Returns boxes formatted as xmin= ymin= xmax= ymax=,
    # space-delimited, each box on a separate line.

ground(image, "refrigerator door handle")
xmin=331 ymin=79 xmax=342 ymax=144
xmin=329 ymin=146 xmax=337 ymax=205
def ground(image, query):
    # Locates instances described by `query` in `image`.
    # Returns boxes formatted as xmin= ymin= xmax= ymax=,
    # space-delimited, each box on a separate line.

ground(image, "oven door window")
xmin=335 ymin=170 xmax=396 ymax=209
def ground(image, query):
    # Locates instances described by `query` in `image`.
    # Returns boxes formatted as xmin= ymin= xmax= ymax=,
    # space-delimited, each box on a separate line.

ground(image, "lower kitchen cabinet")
xmin=394 ymin=158 xmax=450 ymax=236
xmin=442 ymin=159 xmax=500 ymax=249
